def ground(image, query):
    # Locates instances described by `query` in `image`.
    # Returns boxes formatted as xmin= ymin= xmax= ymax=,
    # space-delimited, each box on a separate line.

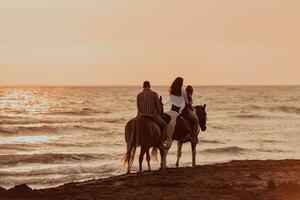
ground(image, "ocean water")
xmin=0 ymin=86 xmax=299 ymax=189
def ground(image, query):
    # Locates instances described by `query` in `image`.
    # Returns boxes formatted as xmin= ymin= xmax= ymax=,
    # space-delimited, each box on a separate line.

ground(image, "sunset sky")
xmin=0 ymin=0 xmax=299 ymax=85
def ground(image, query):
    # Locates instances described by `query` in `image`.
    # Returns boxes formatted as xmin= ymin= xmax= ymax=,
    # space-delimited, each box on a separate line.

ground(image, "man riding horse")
xmin=123 ymin=81 xmax=167 ymax=173
xmin=137 ymin=81 xmax=167 ymax=129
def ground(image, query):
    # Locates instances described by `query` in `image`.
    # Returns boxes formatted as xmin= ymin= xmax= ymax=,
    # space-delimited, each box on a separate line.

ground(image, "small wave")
xmin=0 ymin=164 xmax=122 ymax=189
xmin=46 ymin=141 xmax=102 ymax=148
xmin=0 ymin=117 xmax=71 ymax=126
xmin=0 ymin=106 xmax=27 ymax=113
xmin=28 ymin=164 xmax=119 ymax=176
xmin=49 ymin=111 xmax=92 ymax=116
xmin=0 ymin=153 xmax=111 ymax=166
xmin=270 ymin=106 xmax=300 ymax=115
xmin=0 ymin=144 xmax=34 ymax=151
xmin=101 ymin=118 xmax=127 ymax=123
xmin=262 ymin=139 xmax=278 ymax=143
xmin=234 ymin=105 xmax=300 ymax=118
xmin=200 ymin=140 xmax=224 ymax=144
xmin=0 ymin=125 xmax=58 ymax=135
xmin=203 ymin=146 xmax=248 ymax=154
xmin=257 ymin=148 xmax=291 ymax=153
xmin=209 ymin=125 xmax=225 ymax=130
xmin=0 ymin=116 xmax=124 ymax=127
xmin=234 ymin=114 xmax=271 ymax=119
xmin=0 ymin=163 xmax=120 ymax=178
xmin=248 ymin=105 xmax=263 ymax=110
xmin=0 ymin=127 xmax=14 ymax=134
xmin=82 ymin=108 xmax=93 ymax=111
xmin=46 ymin=108 xmax=107 ymax=116
xmin=73 ymin=125 xmax=106 ymax=131
xmin=0 ymin=124 xmax=107 ymax=135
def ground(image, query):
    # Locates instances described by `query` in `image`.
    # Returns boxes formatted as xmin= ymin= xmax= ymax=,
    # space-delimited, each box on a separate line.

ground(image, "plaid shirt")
xmin=137 ymin=88 xmax=159 ymax=116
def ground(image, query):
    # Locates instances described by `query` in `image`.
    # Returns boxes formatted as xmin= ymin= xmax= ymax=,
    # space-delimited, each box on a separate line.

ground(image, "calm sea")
xmin=0 ymin=86 xmax=299 ymax=189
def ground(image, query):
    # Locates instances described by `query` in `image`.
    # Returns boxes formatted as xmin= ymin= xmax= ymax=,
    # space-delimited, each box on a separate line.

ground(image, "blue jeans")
xmin=152 ymin=115 xmax=167 ymax=129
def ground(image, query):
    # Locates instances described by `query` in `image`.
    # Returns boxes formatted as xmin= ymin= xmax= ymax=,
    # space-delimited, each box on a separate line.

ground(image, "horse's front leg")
xmin=161 ymin=147 xmax=169 ymax=169
xmin=175 ymin=141 xmax=182 ymax=168
xmin=161 ymin=125 xmax=174 ymax=169
xmin=159 ymin=147 xmax=164 ymax=169
xmin=191 ymin=142 xmax=197 ymax=167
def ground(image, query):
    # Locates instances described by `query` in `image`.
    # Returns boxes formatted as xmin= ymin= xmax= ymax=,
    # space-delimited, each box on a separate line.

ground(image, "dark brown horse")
xmin=161 ymin=104 xmax=207 ymax=168
xmin=123 ymin=97 xmax=165 ymax=174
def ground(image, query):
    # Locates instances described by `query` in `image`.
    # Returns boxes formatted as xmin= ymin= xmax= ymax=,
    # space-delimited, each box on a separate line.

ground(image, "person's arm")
xmin=154 ymin=93 xmax=160 ymax=114
xmin=137 ymin=95 xmax=141 ymax=114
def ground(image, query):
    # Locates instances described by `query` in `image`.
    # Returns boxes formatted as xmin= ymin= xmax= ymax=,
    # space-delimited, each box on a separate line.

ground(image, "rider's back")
xmin=137 ymin=88 xmax=159 ymax=117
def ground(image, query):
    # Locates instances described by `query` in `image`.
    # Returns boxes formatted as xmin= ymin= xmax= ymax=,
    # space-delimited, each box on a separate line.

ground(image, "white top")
xmin=169 ymin=89 xmax=188 ymax=113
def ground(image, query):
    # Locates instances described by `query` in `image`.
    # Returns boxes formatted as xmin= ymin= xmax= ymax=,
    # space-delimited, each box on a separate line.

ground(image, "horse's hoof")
xmin=175 ymin=164 xmax=179 ymax=168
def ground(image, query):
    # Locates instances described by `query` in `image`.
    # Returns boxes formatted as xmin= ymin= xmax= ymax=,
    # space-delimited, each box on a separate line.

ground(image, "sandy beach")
xmin=1 ymin=0 xmax=300 ymax=199
xmin=1 ymin=159 xmax=300 ymax=200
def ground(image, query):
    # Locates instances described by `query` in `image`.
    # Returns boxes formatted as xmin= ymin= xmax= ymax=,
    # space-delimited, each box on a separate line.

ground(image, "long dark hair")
xmin=169 ymin=77 xmax=184 ymax=96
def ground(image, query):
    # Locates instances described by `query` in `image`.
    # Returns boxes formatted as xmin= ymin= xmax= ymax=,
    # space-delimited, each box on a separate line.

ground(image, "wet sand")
xmin=1 ymin=160 xmax=300 ymax=200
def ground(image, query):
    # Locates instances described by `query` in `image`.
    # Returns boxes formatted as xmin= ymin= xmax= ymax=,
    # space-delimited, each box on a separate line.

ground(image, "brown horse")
xmin=123 ymin=97 xmax=165 ymax=174
xmin=161 ymin=104 xmax=207 ymax=168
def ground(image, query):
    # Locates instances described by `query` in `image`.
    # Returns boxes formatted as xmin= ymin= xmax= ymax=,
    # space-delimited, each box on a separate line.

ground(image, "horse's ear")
xmin=203 ymin=104 xmax=206 ymax=110
xmin=159 ymin=96 xmax=162 ymax=102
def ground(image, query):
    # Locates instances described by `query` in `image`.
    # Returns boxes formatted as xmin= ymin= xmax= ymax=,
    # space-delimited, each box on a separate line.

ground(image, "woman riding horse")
xmin=161 ymin=77 xmax=207 ymax=168
xmin=169 ymin=77 xmax=199 ymax=143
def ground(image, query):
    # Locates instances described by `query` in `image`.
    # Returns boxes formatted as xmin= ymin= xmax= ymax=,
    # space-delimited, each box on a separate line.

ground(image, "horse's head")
xmin=194 ymin=104 xmax=207 ymax=131
xmin=158 ymin=96 xmax=164 ymax=115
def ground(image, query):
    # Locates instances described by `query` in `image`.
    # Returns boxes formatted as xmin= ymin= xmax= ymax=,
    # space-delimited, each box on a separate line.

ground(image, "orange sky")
xmin=0 ymin=0 xmax=299 ymax=85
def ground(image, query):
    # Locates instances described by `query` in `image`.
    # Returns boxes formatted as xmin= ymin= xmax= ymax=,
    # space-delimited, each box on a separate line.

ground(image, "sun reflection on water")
xmin=0 ymin=89 xmax=50 ymax=115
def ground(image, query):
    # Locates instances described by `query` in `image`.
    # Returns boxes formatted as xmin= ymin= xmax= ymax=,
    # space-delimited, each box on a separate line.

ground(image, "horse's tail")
xmin=151 ymin=147 xmax=158 ymax=162
xmin=123 ymin=120 xmax=138 ymax=167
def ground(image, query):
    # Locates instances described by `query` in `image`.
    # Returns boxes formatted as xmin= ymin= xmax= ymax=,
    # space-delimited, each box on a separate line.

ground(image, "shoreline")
xmin=1 ymin=159 xmax=300 ymax=200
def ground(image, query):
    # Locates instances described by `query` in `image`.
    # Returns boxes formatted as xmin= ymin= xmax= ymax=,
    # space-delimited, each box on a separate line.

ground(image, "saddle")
xmin=161 ymin=105 xmax=192 ymax=142
xmin=170 ymin=105 xmax=193 ymax=127
xmin=173 ymin=115 xmax=192 ymax=141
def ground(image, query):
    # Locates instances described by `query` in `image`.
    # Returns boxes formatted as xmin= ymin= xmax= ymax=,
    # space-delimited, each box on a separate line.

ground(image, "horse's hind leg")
xmin=139 ymin=146 xmax=146 ymax=172
xmin=126 ymin=144 xmax=132 ymax=174
xmin=176 ymin=142 xmax=182 ymax=168
xmin=146 ymin=148 xmax=151 ymax=171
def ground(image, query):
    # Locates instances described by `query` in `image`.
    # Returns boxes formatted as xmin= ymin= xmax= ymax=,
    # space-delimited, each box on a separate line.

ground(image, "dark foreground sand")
xmin=1 ymin=160 xmax=300 ymax=200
